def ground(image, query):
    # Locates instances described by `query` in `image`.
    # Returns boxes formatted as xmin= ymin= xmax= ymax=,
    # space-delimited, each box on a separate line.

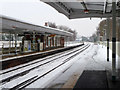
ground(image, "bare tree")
xmin=57 ymin=25 xmax=70 ymax=31
xmin=45 ymin=22 xmax=78 ymax=41
xmin=47 ymin=22 xmax=57 ymax=28
xmin=98 ymin=18 xmax=120 ymax=41
xmin=57 ymin=25 xmax=77 ymax=41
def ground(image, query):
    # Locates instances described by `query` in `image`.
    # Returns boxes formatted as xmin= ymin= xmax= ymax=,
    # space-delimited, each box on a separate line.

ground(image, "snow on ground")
xmin=0 ymin=41 xmax=81 ymax=48
xmin=25 ymin=45 xmax=87 ymax=88
xmin=1 ymin=42 xmax=120 ymax=89
xmin=0 ymin=41 xmax=21 ymax=48
xmin=45 ymin=43 xmax=120 ymax=88
xmin=64 ymin=41 xmax=83 ymax=47
xmin=1 ymin=41 xmax=82 ymax=61
xmin=1 ymin=44 xmax=86 ymax=88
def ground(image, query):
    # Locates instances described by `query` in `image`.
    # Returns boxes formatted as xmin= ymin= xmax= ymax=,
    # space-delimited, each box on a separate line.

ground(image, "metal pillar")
xmin=65 ymin=36 xmax=67 ymax=47
xmin=12 ymin=34 xmax=13 ymax=48
xmin=99 ymin=32 xmax=100 ymax=45
xmin=112 ymin=1 xmax=117 ymax=81
xmin=54 ymin=36 xmax=56 ymax=47
xmin=9 ymin=32 xmax=11 ymax=54
xmin=15 ymin=33 xmax=17 ymax=55
xmin=107 ymin=18 xmax=110 ymax=62
xmin=68 ymin=37 xmax=70 ymax=45
xmin=33 ymin=31 xmax=36 ymax=51
xmin=102 ymin=30 xmax=104 ymax=47
xmin=103 ymin=29 xmax=105 ymax=46
xmin=117 ymin=10 xmax=120 ymax=75
xmin=97 ymin=30 xmax=100 ymax=44
xmin=103 ymin=29 xmax=105 ymax=45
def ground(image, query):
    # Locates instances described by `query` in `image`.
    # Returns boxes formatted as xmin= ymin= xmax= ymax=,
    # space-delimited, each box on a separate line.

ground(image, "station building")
xmin=0 ymin=15 xmax=73 ymax=55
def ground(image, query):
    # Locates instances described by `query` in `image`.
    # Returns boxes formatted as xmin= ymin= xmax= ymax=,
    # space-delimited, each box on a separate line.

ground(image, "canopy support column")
xmin=65 ymin=36 xmax=68 ymax=47
xmin=33 ymin=31 xmax=36 ymax=51
xmin=9 ymin=32 xmax=11 ymax=54
xmin=15 ymin=33 xmax=17 ymax=55
xmin=103 ymin=29 xmax=105 ymax=45
xmin=112 ymin=1 xmax=117 ymax=81
xmin=102 ymin=30 xmax=105 ymax=47
xmin=97 ymin=30 xmax=100 ymax=44
xmin=107 ymin=18 xmax=110 ymax=62
xmin=117 ymin=10 xmax=120 ymax=77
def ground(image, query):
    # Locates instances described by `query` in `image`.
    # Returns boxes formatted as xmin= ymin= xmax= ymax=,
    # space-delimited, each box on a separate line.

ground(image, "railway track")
xmin=0 ymin=45 xmax=85 ymax=84
xmin=1 ymin=44 xmax=90 ymax=89
xmin=0 ymin=45 xmax=83 ymax=75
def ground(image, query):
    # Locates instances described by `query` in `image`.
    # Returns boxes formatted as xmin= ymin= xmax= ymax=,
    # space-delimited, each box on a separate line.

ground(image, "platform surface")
xmin=73 ymin=70 xmax=109 ymax=89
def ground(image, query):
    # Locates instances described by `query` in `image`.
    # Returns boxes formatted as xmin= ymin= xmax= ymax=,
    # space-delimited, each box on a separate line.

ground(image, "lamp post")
xmin=97 ymin=29 xmax=100 ymax=44
xmin=102 ymin=29 xmax=105 ymax=47
xmin=106 ymin=18 xmax=110 ymax=62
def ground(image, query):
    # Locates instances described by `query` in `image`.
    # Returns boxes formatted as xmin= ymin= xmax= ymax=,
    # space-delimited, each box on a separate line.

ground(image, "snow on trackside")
xmin=45 ymin=43 xmax=120 ymax=88
xmin=1 ymin=44 xmax=86 ymax=88
xmin=25 ymin=44 xmax=88 ymax=88
xmin=1 ymin=42 xmax=120 ymax=89
xmin=64 ymin=41 xmax=83 ymax=47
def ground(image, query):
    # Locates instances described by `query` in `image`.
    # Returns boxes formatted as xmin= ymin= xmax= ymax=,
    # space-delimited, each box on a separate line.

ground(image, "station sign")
xmin=24 ymin=40 xmax=31 ymax=51
xmin=49 ymin=34 xmax=56 ymax=37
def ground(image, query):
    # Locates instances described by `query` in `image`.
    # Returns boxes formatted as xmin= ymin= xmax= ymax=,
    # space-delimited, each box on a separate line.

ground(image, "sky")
xmin=0 ymin=0 xmax=104 ymax=37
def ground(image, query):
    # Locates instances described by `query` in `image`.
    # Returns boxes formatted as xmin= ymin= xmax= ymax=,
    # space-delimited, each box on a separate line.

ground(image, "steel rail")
xmin=9 ymin=44 xmax=90 ymax=90
xmin=1 ymin=44 xmax=86 ymax=85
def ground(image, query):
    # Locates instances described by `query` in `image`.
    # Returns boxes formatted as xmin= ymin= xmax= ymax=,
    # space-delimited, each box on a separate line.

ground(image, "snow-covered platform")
xmin=1 ymin=43 xmax=84 ymax=70
xmin=46 ymin=43 xmax=120 ymax=89
xmin=73 ymin=70 xmax=120 ymax=89
xmin=1 ymin=43 xmax=120 ymax=89
xmin=74 ymin=70 xmax=108 ymax=89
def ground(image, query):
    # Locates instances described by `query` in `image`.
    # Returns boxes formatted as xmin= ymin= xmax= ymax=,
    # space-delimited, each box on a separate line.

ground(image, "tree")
xmin=46 ymin=22 xmax=78 ymax=41
xmin=98 ymin=18 xmax=120 ymax=41
xmin=89 ymin=31 xmax=97 ymax=42
xmin=47 ymin=22 xmax=57 ymax=28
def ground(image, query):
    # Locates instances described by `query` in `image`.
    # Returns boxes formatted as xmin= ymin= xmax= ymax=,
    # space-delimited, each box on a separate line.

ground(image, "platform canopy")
xmin=42 ymin=0 xmax=120 ymax=19
xmin=0 ymin=15 xmax=73 ymax=37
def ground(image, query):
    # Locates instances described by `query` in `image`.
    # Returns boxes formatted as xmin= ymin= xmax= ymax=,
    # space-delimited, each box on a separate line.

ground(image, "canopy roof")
xmin=0 ymin=15 xmax=73 ymax=37
xmin=42 ymin=0 xmax=120 ymax=19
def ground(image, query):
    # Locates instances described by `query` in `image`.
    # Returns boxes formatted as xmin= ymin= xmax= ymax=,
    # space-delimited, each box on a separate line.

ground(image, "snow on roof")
xmin=42 ymin=0 xmax=120 ymax=19
xmin=1 ymin=15 xmax=73 ymax=37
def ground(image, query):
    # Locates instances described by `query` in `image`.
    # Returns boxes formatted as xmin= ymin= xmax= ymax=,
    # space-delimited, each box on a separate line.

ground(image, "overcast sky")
xmin=0 ymin=0 xmax=104 ymax=37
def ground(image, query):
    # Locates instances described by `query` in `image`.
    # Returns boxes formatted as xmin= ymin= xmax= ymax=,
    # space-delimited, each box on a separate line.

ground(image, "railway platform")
xmin=1 ymin=1 xmax=120 ymax=89
xmin=45 ymin=44 xmax=120 ymax=89
xmin=73 ymin=70 xmax=120 ymax=89
xmin=1 ymin=43 xmax=84 ymax=70
xmin=0 ymin=15 xmax=78 ymax=70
